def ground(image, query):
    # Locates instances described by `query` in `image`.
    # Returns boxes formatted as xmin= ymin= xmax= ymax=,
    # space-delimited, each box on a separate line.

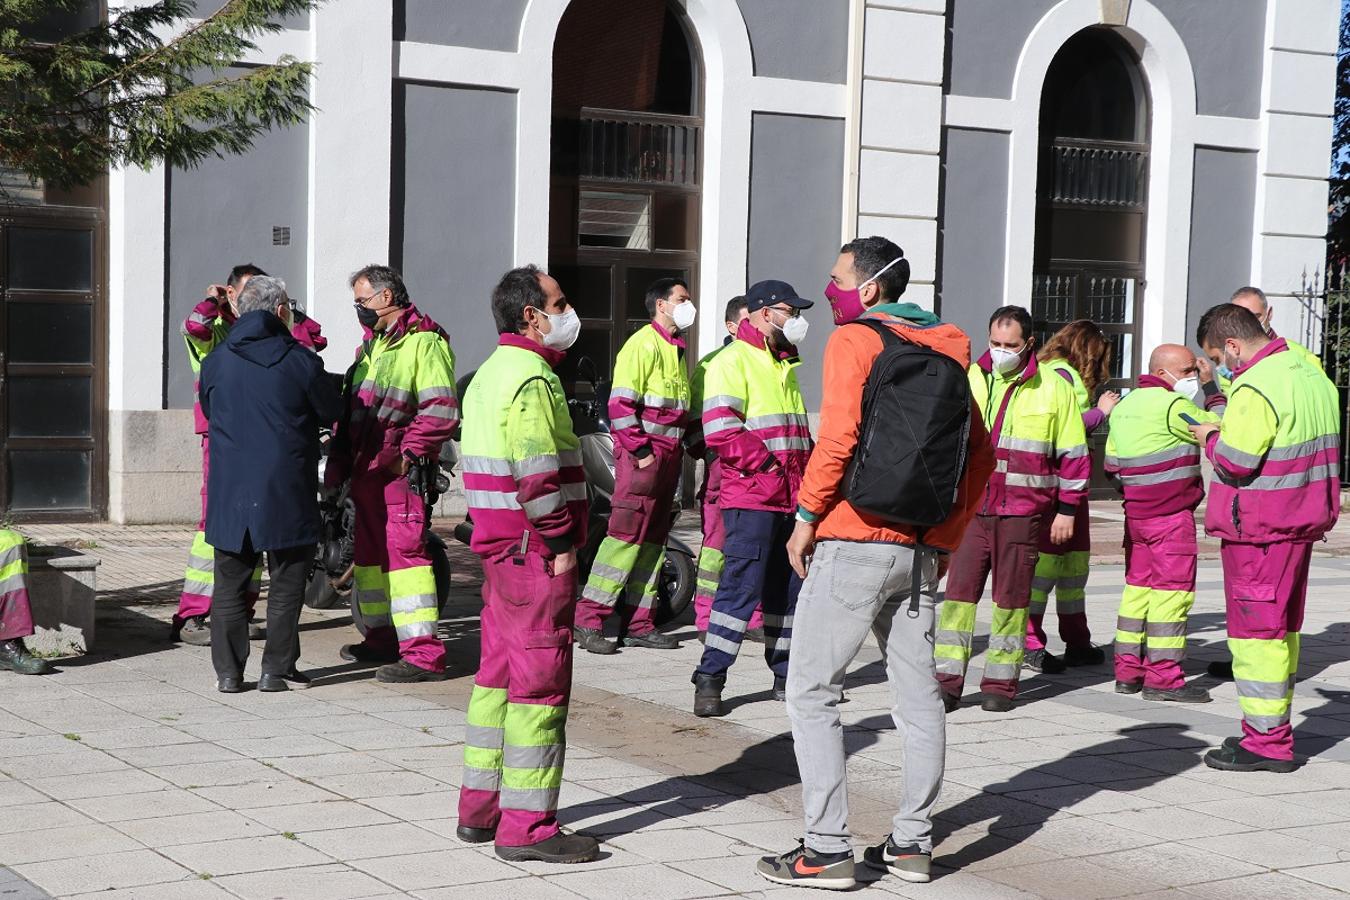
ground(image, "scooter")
xmin=452 ymin=358 xmax=697 ymax=627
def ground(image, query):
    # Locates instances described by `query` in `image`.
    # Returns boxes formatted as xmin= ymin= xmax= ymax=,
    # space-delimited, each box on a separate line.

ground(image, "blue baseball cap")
xmin=746 ymin=279 xmax=814 ymax=312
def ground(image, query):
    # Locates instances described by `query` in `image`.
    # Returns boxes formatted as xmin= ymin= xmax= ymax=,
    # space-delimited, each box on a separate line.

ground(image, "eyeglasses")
xmin=353 ymin=291 xmax=385 ymax=308
xmin=768 ymin=305 xmax=800 ymax=319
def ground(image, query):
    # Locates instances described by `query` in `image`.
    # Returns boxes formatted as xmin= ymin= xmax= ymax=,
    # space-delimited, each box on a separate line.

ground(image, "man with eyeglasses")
xmin=691 ymin=280 xmax=814 ymax=717
xmin=326 ymin=264 xmax=459 ymax=683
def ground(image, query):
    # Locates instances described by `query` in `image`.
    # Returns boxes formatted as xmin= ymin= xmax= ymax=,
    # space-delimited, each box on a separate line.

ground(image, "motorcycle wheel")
xmin=654 ymin=541 xmax=696 ymax=628
xmin=304 ymin=561 xmax=345 ymax=610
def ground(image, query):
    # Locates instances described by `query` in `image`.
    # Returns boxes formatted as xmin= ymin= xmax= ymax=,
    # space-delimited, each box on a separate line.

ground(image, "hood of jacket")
xmin=227 ymin=310 xmax=297 ymax=368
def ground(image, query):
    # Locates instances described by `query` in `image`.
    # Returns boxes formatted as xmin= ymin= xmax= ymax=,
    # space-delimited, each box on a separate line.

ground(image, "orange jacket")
xmin=797 ymin=311 xmax=995 ymax=552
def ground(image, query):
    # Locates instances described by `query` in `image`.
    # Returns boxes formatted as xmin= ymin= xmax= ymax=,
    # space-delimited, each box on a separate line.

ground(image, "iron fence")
xmin=1297 ymin=264 xmax=1350 ymax=483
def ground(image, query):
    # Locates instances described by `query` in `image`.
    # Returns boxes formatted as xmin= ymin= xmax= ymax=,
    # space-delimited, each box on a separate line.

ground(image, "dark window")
xmin=7 ymin=227 xmax=93 ymax=291
xmin=9 ymin=450 xmax=91 ymax=510
xmin=7 ymin=304 xmax=94 ymax=364
xmin=8 ymin=377 xmax=93 ymax=438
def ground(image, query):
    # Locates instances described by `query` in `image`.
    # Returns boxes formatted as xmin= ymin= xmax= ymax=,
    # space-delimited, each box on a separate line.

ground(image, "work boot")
xmin=375 ymin=660 xmax=447 ymax=683
xmin=456 ymin=825 xmax=496 ymax=844
xmin=495 ymin=832 xmax=599 ymax=864
xmin=1204 ymin=742 xmax=1296 ymax=773
xmin=863 ymin=836 xmax=931 ymax=884
xmin=693 ymin=672 xmax=725 ymax=717
xmin=1024 ymin=648 xmax=1066 ymax=674
xmin=248 ymin=619 xmax=266 ymax=641
xmin=339 ymin=642 xmax=399 ymax=665
xmin=259 ymin=669 xmax=313 ymax=692
xmin=0 ymin=639 xmax=51 ymax=675
xmin=1063 ymin=644 xmax=1106 ymax=666
xmin=942 ymin=692 xmax=961 ymax=713
xmin=981 ymin=694 xmax=1014 ymax=713
xmin=1115 ymin=681 xmax=1143 ymax=695
xmin=178 ymin=616 xmax=211 ymax=646
xmin=771 ymin=675 xmax=787 ymax=701
xmin=744 ymin=626 xmax=765 ymax=645
xmin=574 ymin=627 xmax=618 ymax=655
xmin=1143 ymin=684 xmax=1212 ymax=703
xmin=1207 ymin=659 xmax=1235 ymax=680
xmin=623 ymin=630 xmax=679 ymax=650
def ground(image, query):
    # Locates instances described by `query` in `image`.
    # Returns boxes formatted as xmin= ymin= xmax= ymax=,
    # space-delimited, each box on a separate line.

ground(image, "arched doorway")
xmin=1031 ymin=27 xmax=1150 ymax=394
xmin=548 ymin=0 xmax=702 ymax=386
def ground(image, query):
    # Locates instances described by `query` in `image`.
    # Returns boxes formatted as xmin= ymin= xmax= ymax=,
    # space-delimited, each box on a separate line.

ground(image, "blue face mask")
xmin=1216 ymin=364 xmax=1234 ymax=380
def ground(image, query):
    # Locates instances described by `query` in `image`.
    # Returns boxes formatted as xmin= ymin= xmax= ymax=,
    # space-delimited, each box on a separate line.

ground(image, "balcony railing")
xmin=577 ymin=108 xmax=700 ymax=187
xmin=1048 ymin=140 xmax=1148 ymax=208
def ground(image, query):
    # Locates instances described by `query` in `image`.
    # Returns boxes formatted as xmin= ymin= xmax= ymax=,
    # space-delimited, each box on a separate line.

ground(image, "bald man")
xmin=1103 ymin=344 xmax=1218 ymax=702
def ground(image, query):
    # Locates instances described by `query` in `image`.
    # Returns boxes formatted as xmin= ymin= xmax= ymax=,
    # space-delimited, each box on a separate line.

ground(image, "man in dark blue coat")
xmin=200 ymin=275 xmax=343 ymax=693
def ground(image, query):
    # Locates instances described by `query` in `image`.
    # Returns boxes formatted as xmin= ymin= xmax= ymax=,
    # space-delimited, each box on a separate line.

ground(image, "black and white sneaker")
xmin=863 ymin=836 xmax=931 ymax=883
xmin=756 ymin=841 xmax=855 ymax=891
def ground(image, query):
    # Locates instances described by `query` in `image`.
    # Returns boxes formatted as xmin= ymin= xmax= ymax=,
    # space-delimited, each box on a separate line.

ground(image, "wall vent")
xmin=272 ymin=225 xmax=291 ymax=246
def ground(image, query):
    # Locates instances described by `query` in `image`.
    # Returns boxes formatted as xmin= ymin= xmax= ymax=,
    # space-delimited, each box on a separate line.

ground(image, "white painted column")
xmin=854 ymin=0 xmax=947 ymax=310
xmin=107 ymin=163 xmax=165 ymax=413
xmin=1249 ymin=0 xmax=1338 ymax=342
xmin=307 ymin=1 xmax=394 ymax=363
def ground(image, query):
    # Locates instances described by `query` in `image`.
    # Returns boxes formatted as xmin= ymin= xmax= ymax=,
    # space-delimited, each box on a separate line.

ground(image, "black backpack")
xmin=843 ymin=318 xmax=972 ymax=528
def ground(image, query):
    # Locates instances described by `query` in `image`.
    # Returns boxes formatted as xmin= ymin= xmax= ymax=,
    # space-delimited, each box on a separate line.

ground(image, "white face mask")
xmin=670 ymin=300 xmax=697 ymax=331
xmin=989 ymin=344 xmax=1024 ymax=375
xmin=770 ymin=309 xmax=809 ymax=345
xmin=1165 ymin=370 xmax=1202 ymax=405
xmin=533 ymin=307 xmax=580 ymax=351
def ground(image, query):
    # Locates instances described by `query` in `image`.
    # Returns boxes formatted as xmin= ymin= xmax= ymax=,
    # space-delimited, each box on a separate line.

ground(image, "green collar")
xmin=866 ymin=303 xmax=941 ymax=327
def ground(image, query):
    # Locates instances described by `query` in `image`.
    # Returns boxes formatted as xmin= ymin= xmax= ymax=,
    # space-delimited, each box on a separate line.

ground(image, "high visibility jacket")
xmin=701 ymin=318 xmax=812 ymax=513
xmin=1104 ymin=375 xmax=1218 ymax=519
xmin=609 ymin=323 xmax=690 ymax=458
xmin=1042 ymin=359 xmax=1107 ymax=435
xmin=1203 ymin=326 xmax=1321 ymax=415
xmin=182 ymin=297 xmax=327 ymax=434
xmin=1203 ymin=338 xmax=1341 ymax=543
xmin=460 ymin=334 xmax=588 ymax=558
xmin=969 ymin=352 xmax=1089 ymax=517
xmin=331 ymin=304 xmax=458 ymax=483
xmin=685 ymin=342 xmax=730 ymax=461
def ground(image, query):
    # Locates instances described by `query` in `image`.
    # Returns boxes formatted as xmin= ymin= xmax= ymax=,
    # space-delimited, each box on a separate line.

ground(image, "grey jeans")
xmin=786 ymin=540 xmax=944 ymax=854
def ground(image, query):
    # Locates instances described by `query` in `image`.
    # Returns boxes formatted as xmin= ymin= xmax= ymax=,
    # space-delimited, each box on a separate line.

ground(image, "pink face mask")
xmin=823 ymin=255 xmax=907 ymax=325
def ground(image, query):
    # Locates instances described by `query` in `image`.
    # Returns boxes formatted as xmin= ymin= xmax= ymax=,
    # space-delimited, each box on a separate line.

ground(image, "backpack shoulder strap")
xmin=850 ymin=316 xmax=905 ymax=349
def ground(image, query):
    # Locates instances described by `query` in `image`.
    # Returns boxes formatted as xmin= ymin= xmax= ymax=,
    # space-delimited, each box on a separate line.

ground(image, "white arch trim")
xmin=517 ymin=0 xmax=754 ymax=361
xmin=1004 ymin=0 xmax=1197 ymax=355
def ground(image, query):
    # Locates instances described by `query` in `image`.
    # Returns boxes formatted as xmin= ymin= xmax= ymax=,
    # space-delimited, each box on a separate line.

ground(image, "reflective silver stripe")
xmin=1056 ymin=599 xmax=1086 ymax=615
xmin=1115 ymin=640 xmax=1143 ymax=654
xmin=703 ymin=416 xmax=744 ymax=436
xmin=461 ymin=767 xmax=502 ymax=791
xmin=1145 ymin=647 xmax=1185 ymax=661
xmin=561 ymin=482 xmax=587 ymax=502
xmin=761 ymin=614 xmax=794 ymax=629
xmin=999 ymin=435 xmax=1053 ymax=454
xmin=1214 ymin=439 xmax=1265 ymax=469
xmin=763 ymin=437 xmax=812 ymax=452
xmin=182 ymin=579 xmax=213 ymax=596
xmin=0 ymin=572 xmax=26 ymax=596
xmin=1116 ymin=616 xmax=1145 ymax=631
xmin=640 ymin=393 xmax=684 ymax=410
xmin=588 ymin=561 xmax=630 ymax=585
xmin=188 ymin=553 xmax=214 ymax=571
xmin=418 ymin=405 xmax=458 ymax=421
xmin=1030 ymin=576 xmax=1054 ymax=593
xmin=704 ymin=632 xmax=742 ymax=656
xmin=708 ymin=609 xmax=747 ymax=633
xmin=391 ymin=594 xmax=437 ymax=615
xmin=1006 ymin=473 xmax=1057 ymax=489
xmin=1247 ymin=463 xmax=1340 ymax=491
xmin=1266 ymin=434 xmax=1339 ymax=460
xmin=385 ymin=385 xmax=415 ymax=406
xmin=418 ymin=385 xmax=457 ymax=401
xmin=513 ymin=454 xmax=561 ymax=478
xmin=466 ymin=489 xmax=521 ymax=510
xmin=462 ymin=456 xmax=513 ymax=476
xmin=1119 ymin=466 xmax=1202 ymax=486
xmin=500 ymin=786 xmax=560 ymax=812
xmin=644 ymin=421 xmax=686 ymax=438
xmin=1058 ymin=478 xmax=1089 ymax=492
xmin=745 ymin=414 xmax=792 ymax=429
xmin=772 ymin=635 xmax=791 ymax=652
xmin=935 ymin=656 xmax=966 ymax=676
xmin=633 ymin=591 xmax=657 ymax=610
xmin=696 ymin=568 xmax=720 ymax=584
xmin=503 ymin=743 xmax=565 ymax=771
xmin=521 ymin=492 xmax=562 ymax=519
xmin=611 ymin=415 xmax=640 ymax=431
xmin=395 ymin=620 xmax=438 ymax=639
xmin=1145 ymin=621 xmax=1187 ymax=637
xmin=984 ymin=663 xmax=1021 ymax=681
xmin=1106 ymin=445 xmax=1198 ymax=468
xmin=995 ymin=460 xmax=1009 ymax=473
xmin=581 ymin=584 xmax=620 ymax=607
xmin=558 ymin=450 xmax=582 ymax=468
xmin=1236 ymin=679 xmax=1290 ymax=700
xmin=935 ymin=629 xmax=972 ymax=649
xmin=465 ymin=724 xmax=504 ymax=749
xmin=1057 ymin=574 xmax=1089 ymax=590
xmin=0 ymin=544 xmax=25 ymax=568
xmin=704 ymin=394 xmax=745 ymax=414
xmin=1243 ymin=713 xmax=1290 ymax=733
xmin=610 ymin=386 xmax=640 ymax=402
xmin=986 ymin=634 xmax=1022 ymax=654
xmin=1059 ymin=444 xmax=1089 ymax=460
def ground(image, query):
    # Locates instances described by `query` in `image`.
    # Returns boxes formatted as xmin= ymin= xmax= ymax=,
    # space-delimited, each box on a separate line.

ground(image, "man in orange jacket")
xmin=755 ymin=237 xmax=994 ymax=892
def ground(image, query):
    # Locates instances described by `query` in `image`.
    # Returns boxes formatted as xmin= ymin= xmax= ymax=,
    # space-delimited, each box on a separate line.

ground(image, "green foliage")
xmin=0 ymin=0 xmax=316 ymax=188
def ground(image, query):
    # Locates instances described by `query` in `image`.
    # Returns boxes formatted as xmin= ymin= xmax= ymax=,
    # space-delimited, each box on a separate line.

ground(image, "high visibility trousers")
xmin=936 ymin=513 xmax=1042 ymax=701
xmin=1026 ymin=503 xmax=1092 ymax=653
xmin=459 ymin=551 xmax=576 ymax=848
xmin=695 ymin=508 xmax=799 ymax=679
xmin=1114 ymin=510 xmax=1197 ymax=691
xmin=175 ymin=436 xmax=259 ymax=624
xmin=0 ymin=530 xmax=33 ymax=641
xmin=693 ymin=463 xmax=762 ymax=632
xmin=1222 ymin=540 xmax=1312 ymax=762
xmin=575 ymin=447 xmax=679 ymax=637
xmin=349 ymin=471 xmax=445 ymax=673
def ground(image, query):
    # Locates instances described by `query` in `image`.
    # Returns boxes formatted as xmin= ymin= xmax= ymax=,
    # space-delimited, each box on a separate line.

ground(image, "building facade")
xmin=3 ymin=0 xmax=1337 ymax=521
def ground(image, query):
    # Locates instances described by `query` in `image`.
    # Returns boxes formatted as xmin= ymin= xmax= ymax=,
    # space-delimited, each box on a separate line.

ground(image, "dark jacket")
xmin=201 ymin=310 xmax=343 ymax=553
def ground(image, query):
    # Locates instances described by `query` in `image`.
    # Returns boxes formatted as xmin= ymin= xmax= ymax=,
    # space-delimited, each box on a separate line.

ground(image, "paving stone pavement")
xmin=3 ymin=506 xmax=1350 ymax=898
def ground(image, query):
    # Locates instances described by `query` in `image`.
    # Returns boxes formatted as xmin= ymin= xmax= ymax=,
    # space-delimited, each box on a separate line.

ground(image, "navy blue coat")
xmin=200 ymin=310 xmax=343 ymax=553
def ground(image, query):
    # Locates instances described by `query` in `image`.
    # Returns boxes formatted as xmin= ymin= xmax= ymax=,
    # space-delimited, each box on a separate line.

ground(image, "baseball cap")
xmin=745 ymin=279 xmax=815 ymax=312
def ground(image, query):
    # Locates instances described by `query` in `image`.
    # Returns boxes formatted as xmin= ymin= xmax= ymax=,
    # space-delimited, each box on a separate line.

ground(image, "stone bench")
xmin=26 ymin=546 xmax=101 ymax=656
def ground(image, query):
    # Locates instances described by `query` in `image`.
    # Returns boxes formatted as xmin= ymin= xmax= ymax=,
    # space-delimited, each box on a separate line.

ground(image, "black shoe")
xmin=340 ymin=642 xmax=399 ymax=664
xmin=863 ymin=836 xmax=931 ymax=883
xmin=217 ymin=676 xmax=245 ymax=693
xmin=1204 ymin=743 xmax=1296 ymax=773
xmin=1063 ymin=644 xmax=1106 ymax=666
xmin=494 ymin=832 xmax=599 ymax=863
xmin=259 ymin=670 xmax=312 ymax=692
xmin=1024 ymin=649 xmax=1066 ymax=674
xmin=1115 ymin=681 xmax=1143 ymax=694
xmin=1207 ymin=659 xmax=1235 ymax=680
xmin=622 ymin=630 xmax=680 ymax=650
xmin=573 ymin=627 xmax=618 ymax=655
xmin=693 ymin=672 xmax=725 ymax=717
xmin=744 ymin=627 xmax=766 ymax=645
xmin=456 ymin=825 xmax=496 ymax=844
xmin=942 ymin=692 xmax=961 ymax=713
xmin=756 ymin=841 xmax=855 ymax=890
xmin=179 ymin=616 xmax=211 ymax=647
xmin=981 ymin=694 xmax=1014 ymax=713
xmin=248 ymin=620 xmax=266 ymax=641
xmin=1143 ymin=684 xmax=1211 ymax=703
xmin=772 ymin=675 xmax=787 ymax=702
xmin=0 ymin=639 xmax=51 ymax=675
xmin=376 ymin=660 xmax=447 ymax=683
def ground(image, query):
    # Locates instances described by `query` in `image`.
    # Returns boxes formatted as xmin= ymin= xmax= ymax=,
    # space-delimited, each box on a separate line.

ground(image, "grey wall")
xmin=190 ymin=2 xmax=309 ymax=28
xmin=735 ymin=0 xmax=849 ymax=84
xmin=165 ymin=75 xmax=310 ymax=409
xmin=393 ymin=83 xmax=517 ymax=380
xmin=1186 ymin=148 xmax=1258 ymax=346
xmin=395 ymin=0 xmax=528 ymax=50
xmin=946 ymin=0 xmax=1267 ymax=118
xmin=939 ymin=128 xmax=1010 ymax=351
xmin=747 ymin=113 xmax=846 ymax=411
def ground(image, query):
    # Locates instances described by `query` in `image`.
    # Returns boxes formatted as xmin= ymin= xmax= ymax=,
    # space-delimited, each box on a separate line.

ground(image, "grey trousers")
xmin=786 ymin=540 xmax=945 ymax=854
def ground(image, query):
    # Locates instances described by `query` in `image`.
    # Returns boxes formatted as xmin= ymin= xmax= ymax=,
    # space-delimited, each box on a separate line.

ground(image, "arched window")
xmin=1032 ymin=27 xmax=1149 ymax=391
